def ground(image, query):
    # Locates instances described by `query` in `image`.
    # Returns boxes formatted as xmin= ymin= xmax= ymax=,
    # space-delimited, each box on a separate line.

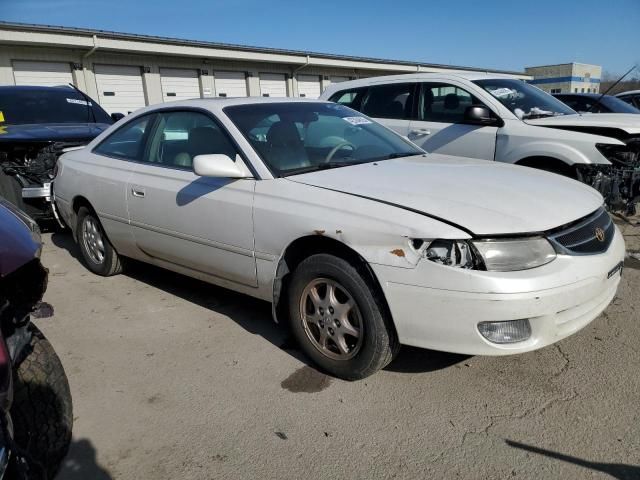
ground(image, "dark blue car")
xmin=0 ymin=199 xmax=73 ymax=479
xmin=0 ymin=85 xmax=115 ymax=221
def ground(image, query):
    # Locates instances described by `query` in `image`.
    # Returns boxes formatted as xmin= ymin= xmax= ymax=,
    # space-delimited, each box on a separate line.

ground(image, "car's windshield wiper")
xmin=381 ymin=152 xmax=424 ymax=160
xmin=521 ymin=111 xmax=565 ymax=120
xmin=282 ymin=153 xmax=423 ymax=177
xmin=283 ymin=161 xmax=359 ymax=176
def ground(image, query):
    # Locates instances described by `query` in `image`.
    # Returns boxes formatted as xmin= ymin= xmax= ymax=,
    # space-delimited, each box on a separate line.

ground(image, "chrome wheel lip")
xmin=299 ymin=277 xmax=364 ymax=361
xmin=82 ymin=216 xmax=105 ymax=265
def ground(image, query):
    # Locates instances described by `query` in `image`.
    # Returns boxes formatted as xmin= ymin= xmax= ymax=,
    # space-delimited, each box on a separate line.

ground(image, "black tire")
xmin=288 ymin=254 xmax=398 ymax=380
xmin=77 ymin=206 xmax=123 ymax=276
xmin=10 ymin=326 xmax=73 ymax=480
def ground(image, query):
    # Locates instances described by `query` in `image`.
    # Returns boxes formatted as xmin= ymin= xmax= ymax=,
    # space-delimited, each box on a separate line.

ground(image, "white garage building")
xmin=0 ymin=22 xmax=530 ymax=115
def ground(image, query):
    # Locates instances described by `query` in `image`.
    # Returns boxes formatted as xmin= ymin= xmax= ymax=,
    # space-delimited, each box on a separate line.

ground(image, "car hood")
xmin=0 ymin=123 xmax=110 ymax=143
xmin=526 ymin=113 xmax=640 ymax=135
xmin=287 ymin=155 xmax=603 ymax=235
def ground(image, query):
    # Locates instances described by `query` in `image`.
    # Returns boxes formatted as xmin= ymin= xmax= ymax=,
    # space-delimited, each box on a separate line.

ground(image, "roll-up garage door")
xmin=297 ymin=74 xmax=321 ymax=98
xmin=259 ymin=73 xmax=287 ymax=97
xmin=214 ymin=71 xmax=247 ymax=97
xmin=94 ymin=65 xmax=146 ymax=115
xmin=160 ymin=68 xmax=200 ymax=101
xmin=12 ymin=61 xmax=73 ymax=87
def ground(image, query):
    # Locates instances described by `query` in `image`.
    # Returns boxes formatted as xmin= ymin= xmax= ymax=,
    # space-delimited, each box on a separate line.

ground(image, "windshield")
xmin=473 ymin=79 xmax=576 ymax=119
xmin=224 ymin=102 xmax=423 ymax=176
xmin=0 ymin=88 xmax=112 ymax=125
xmin=600 ymin=95 xmax=640 ymax=114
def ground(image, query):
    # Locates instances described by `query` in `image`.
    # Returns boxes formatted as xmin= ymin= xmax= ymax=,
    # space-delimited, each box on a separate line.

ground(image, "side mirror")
xmin=463 ymin=106 xmax=501 ymax=126
xmin=193 ymin=154 xmax=247 ymax=178
xmin=111 ymin=112 xmax=125 ymax=122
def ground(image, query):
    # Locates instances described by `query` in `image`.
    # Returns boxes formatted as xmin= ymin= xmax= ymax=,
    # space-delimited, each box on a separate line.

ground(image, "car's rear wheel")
xmin=77 ymin=206 xmax=122 ymax=276
xmin=288 ymin=254 xmax=397 ymax=380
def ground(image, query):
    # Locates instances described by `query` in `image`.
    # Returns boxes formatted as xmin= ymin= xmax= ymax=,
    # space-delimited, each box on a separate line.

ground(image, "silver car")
xmin=54 ymin=98 xmax=624 ymax=379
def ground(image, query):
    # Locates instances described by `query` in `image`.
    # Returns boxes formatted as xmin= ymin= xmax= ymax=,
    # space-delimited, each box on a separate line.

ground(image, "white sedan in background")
xmin=53 ymin=98 xmax=625 ymax=379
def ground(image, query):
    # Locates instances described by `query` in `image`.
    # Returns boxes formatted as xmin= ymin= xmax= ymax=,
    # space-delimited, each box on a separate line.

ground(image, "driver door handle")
xmin=131 ymin=188 xmax=145 ymax=198
xmin=410 ymin=128 xmax=431 ymax=137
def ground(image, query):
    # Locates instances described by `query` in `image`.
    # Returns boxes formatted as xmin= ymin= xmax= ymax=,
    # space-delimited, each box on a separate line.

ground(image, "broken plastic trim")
xmin=409 ymin=239 xmax=483 ymax=269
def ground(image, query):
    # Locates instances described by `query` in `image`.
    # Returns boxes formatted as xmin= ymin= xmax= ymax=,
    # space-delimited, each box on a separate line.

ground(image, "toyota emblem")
xmin=594 ymin=227 xmax=606 ymax=242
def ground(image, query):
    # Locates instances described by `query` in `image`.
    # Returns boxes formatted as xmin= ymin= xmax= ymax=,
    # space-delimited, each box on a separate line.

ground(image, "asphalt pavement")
xmin=35 ymin=217 xmax=639 ymax=480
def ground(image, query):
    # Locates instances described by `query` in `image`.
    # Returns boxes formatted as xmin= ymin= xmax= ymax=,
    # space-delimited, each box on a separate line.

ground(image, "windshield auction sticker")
xmin=487 ymin=87 xmax=518 ymax=99
xmin=343 ymin=116 xmax=372 ymax=125
xmin=66 ymin=98 xmax=92 ymax=106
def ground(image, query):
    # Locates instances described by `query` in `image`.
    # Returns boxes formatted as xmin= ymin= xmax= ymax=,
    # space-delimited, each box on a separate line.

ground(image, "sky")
xmin=1 ymin=0 xmax=639 ymax=75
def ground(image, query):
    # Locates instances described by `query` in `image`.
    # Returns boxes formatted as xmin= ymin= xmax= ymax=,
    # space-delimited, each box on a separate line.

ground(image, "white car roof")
xmin=131 ymin=96 xmax=328 ymax=116
xmin=323 ymin=72 xmax=522 ymax=92
xmin=616 ymin=90 xmax=640 ymax=97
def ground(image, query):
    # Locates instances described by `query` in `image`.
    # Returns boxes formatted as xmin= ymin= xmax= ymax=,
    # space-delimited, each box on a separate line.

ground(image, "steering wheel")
xmin=324 ymin=141 xmax=356 ymax=164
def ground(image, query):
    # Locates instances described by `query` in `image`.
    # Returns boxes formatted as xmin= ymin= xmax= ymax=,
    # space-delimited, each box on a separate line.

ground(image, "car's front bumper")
xmin=372 ymin=227 xmax=626 ymax=355
xmin=22 ymin=182 xmax=51 ymax=201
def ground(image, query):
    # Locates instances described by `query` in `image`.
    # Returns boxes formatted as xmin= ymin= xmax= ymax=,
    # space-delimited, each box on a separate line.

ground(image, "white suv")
xmin=321 ymin=73 xmax=640 ymax=214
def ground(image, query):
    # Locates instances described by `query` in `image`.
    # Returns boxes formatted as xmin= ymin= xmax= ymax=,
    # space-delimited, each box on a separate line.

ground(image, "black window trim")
xmin=92 ymin=106 xmax=259 ymax=179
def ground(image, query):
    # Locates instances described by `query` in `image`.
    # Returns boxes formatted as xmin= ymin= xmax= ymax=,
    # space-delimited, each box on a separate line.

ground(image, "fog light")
xmin=477 ymin=319 xmax=531 ymax=344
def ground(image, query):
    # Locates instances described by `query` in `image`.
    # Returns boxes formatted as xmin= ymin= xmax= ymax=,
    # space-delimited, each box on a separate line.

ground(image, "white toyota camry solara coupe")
xmin=53 ymin=98 xmax=625 ymax=379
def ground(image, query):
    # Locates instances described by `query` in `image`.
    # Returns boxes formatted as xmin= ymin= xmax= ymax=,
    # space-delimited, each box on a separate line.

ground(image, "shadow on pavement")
xmin=385 ymin=346 xmax=469 ymax=373
xmin=57 ymin=438 xmax=113 ymax=480
xmin=506 ymin=440 xmax=640 ymax=480
xmin=50 ymin=231 xmax=81 ymax=261
xmin=51 ymin=231 xmax=467 ymax=376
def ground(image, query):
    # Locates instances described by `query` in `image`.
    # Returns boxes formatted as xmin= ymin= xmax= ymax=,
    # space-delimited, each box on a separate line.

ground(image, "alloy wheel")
xmin=299 ymin=278 xmax=364 ymax=361
xmin=82 ymin=216 xmax=105 ymax=264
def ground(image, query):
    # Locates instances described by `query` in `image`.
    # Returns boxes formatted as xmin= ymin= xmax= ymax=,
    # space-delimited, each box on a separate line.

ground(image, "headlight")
xmin=420 ymin=237 xmax=556 ymax=271
xmin=472 ymin=237 xmax=556 ymax=271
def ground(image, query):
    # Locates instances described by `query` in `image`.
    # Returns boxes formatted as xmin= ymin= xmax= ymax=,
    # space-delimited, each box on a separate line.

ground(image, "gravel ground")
xmin=34 ymin=218 xmax=639 ymax=480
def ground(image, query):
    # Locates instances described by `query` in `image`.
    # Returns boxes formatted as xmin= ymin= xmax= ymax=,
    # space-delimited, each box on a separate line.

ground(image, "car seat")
xmin=266 ymin=121 xmax=310 ymax=170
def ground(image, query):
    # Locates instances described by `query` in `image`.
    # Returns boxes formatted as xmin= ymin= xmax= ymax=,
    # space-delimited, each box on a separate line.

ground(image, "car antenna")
xmin=68 ymin=82 xmax=96 ymax=124
xmin=584 ymin=64 xmax=637 ymax=114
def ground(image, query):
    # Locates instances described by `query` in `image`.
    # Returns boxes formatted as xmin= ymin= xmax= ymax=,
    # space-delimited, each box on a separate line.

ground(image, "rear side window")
xmin=94 ymin=114 xmax=152 ymax=160
xmin=361 ymin=83 xmax=415 ymax=120
xmin=329 ymin=87 xmax=368 ymax=111
xmin=420 ymin=83 xmax=483 ymax=123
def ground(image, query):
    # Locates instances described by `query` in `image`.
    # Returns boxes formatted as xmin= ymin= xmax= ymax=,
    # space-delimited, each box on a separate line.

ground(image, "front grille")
xmin=548 ymin=208 xmax=614 ymax=255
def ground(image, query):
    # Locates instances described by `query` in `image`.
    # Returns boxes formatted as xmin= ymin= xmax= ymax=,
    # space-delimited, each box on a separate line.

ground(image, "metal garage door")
xmin=259 ymin=73 xmax=287 ymax=97
xmin=160 ymin=68 xmax=200 ymax=101
xmin=13 ymin=61 xmax=73 ymax=87
xmin=297 ymin=74 xmax=321 ymax=98
xmin=94 ymin=65 xmax=146 ymax=115
xmin=214 ymin=71 xmax=247 ymax=97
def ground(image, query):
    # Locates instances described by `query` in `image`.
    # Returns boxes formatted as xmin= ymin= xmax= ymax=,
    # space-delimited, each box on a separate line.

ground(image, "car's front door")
xmin=408 ymin=82 xmax=498 ymax=160
xmin=127 ymin=109 xmax=257 ymax=287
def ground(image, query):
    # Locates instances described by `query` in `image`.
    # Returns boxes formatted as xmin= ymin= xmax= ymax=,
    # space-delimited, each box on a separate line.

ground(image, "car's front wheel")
xmin=77 ymin=206 xmax=123 ymax=276
xmin=9 ymin=326 xmax=73 ymax=480
xmin=288 ymin=254 xmax=398 ymax=380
